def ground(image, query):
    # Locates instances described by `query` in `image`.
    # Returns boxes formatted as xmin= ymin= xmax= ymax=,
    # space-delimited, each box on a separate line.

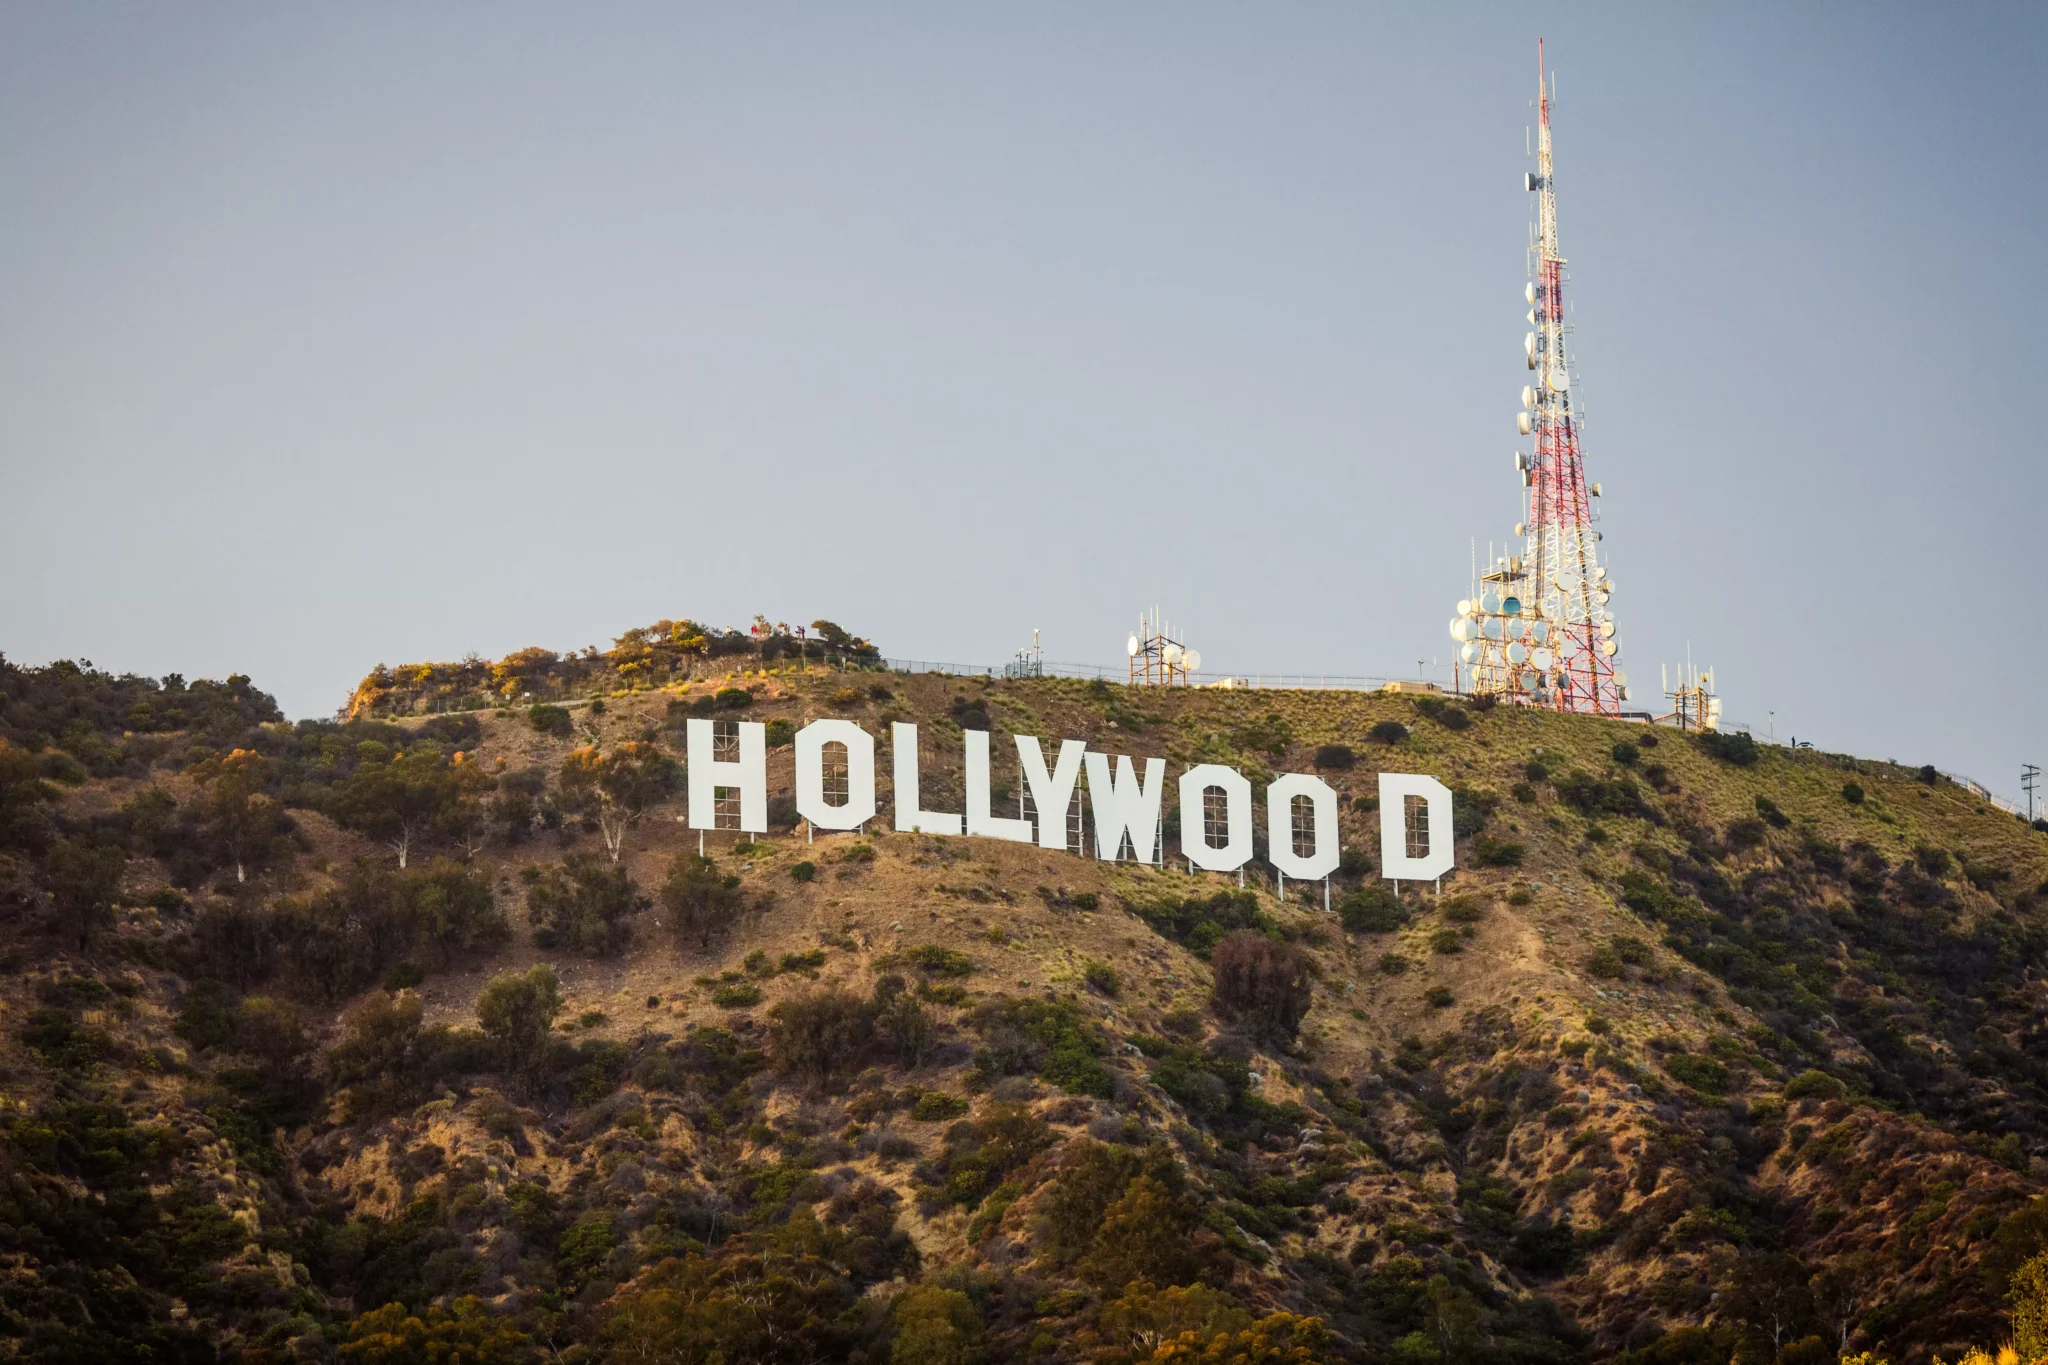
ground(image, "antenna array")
xmin=1445 ymin=40 xmax=1628 ymax=716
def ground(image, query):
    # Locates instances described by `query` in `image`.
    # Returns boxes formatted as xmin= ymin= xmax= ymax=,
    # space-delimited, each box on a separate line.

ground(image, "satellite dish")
xmin=1547 ymin=366 xmax=1569 ymax=392
xmin=1501 ymin=595 xmax=1522 ymax=616
xmin=1506 ymin=642 xmax=1528 ymax=665
xmin=1600 ymin=621 xmax=1616 ymax=639
xmin=1525 ymin=281 xmax=1536 ymax=305
xmin=1619 ymin=685 xmax=1632 ymax=702
xmin=1162 ymin=642 xmax=1183 ymax=665
xmin=1456 ymin=598 xmax=1472 ymax=616
xmin=1481 ymin=618 xmax=1504 ymax=641
xmin=1521 ymin=385 xmax=1536 ymax=408
xmin=1591 ymin=565 xmax=1606 ymax=580
xmin=1479 ymin=591 xmax=1502 ymax=614
xmin=1556 ymin=572 xmax=1580 ymax=591
xmin=1183 ymin=649 xmax=1201 ymax=672
xmin=1602 ymin=641 xmax=1619 ymax=658
xmin=1613 ymin=670 xmax=1629 ymax=688
xmin=1514 ymin=522 xmax=1526 ymax=537
xmin=1524 ymin=333 xmax=1538 ymax=368
xmin=1126 ymin=635 xmax=1140 ymax=657
xmin=1532 ymin=647 xmax=1556 ymax=670
xmin=1521 ymin=669 xmax=1541 ymax=691
xmin=1516 ymin=411 xmax=1534 ymax=435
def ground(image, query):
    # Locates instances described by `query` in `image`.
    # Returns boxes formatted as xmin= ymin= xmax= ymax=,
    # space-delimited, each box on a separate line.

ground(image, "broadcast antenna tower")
xmin=1521 ymin=39 xmax=1622 ymax=715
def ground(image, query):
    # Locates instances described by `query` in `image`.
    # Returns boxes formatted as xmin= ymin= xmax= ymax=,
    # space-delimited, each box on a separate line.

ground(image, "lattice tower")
xmin=1521 ymin=40 xmax=1623 ymax=714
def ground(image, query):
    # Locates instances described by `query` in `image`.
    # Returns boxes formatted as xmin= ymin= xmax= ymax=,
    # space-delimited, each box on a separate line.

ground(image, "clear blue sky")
xmin=3 ymin=5 xmax=2044 ymax=803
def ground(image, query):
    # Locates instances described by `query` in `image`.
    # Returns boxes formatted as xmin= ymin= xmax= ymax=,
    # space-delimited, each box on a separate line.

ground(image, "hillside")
xmin=4 ymin=626 xmax=2048 ymax=1364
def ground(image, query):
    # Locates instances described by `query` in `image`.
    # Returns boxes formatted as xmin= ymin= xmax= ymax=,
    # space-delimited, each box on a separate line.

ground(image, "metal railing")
xmin=875 ymin=656 xmax=1445 ymax=693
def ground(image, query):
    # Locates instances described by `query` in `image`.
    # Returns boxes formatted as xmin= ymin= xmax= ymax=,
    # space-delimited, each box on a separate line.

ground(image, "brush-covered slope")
xmin=3 ymin=632 xmax=2048 ymax=1364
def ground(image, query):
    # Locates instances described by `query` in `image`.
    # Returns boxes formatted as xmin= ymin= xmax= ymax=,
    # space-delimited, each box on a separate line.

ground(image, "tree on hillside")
xmin=46 ymin=836 xmax=126 ymax=950
xmin=526 ymin=854 xmax=644 ymax=957
xmin=889 ymin=1286 xmax=983 ymax=1365
xmin=768 ymin=987 xmax=875 ymax=1088
xmin=477 ymin=964 xmax=562 ymax=1095
xmin=0 ymin=738 xmax=56 ymax=854
xmin=559 ymin=742 xmax=678 ymax=865
xmin=331 ymin=744 xmax=468 ymax=868
xmin=194 ymin=748 xmax=291 ymax=883
xmin=340 ymin=1297 xmax=532 ymax=1364
xmin=1077 ymin=1171 xmax=1220 ymax=1293
xmin=659 ymin=853 xmax=744 ymax=951
xmin=1713 ymin=1250 xmax=1814 ymax=1360
xmin=1208 ymin=931 xmax=1314 ymax=1043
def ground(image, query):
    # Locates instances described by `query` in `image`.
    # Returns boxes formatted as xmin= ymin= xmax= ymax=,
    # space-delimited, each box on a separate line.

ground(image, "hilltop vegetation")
xmin=344 ymin=616 xmax=879 ymax=718
xmin=3 ymin=628 xmax=2048 ymax=1363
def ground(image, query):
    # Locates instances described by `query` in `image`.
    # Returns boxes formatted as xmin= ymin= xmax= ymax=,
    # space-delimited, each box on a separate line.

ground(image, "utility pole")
xmin=2025 ymin=764 xmax=2041 ymax=823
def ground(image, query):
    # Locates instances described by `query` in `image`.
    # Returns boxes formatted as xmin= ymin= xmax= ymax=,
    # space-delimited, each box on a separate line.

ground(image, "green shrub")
xmin=1612 ymin=935 xmax=1650 ymax=965
xmin=1082 ymin=961 xmax=1120 ymax=997
xmin=715 ymin=687 xmax=752 ymax=710
xmin=1754 ymin=795 xmax=1789 ymax=828
xmin=1611 ymin=742 xmax=1639 ymax=767
xmin=711 ymin=984 xmax=761 ymax=1008
xmin=1313 ymin=744 xmax=1356 ymax=770
xmin=1584 ymin=1014 xmax=1611 ymax=1035
xmin=1423 ymin=986 xmax=1454 ymax=1008
xmin=382 ymin=961 xmax=425 ymax=991
xmin=1587 ymin=947 xmax=1624 ymax=978
xmin=1474 ymin=834 xmax=1525 ymax=867
xmin=1379 ymin=952 xmax=1410 ymax=975
xmin=909 ymin=945 xmax=977 ymax=977
xmin=790 ymin=860 xmax=816 ymax=883
xmin=1725 ymin=817 xmax=1767 ymax=851
xmin=969 ymin=998 xmax=1111 ymax=1096
xmin=1429 ymin=928 xmax=1462 ymax=955
xmin=1511 ymin=782 xmax=1538 ymax=804
xmin=1130 ymin=887 xmax=1267 ymax=953
xmin=763 ymin=718 xmax=794 ymax=747
xmin=1336 ymin=885 xmax=1406 ymax=934
xmin=911 ymin=1090 xmax=970 ymax=1122
xmin=1369 ymin=721 xmax=1408 ymax=744
xmin=1783 ymin=1069 xmax=1845 ymax=1101
xmin=527 ymin=703 xmax=573 ymax=736
xmin=1661 ymin=1053 xmax=1727 ymax=1094
xmin=1841 ymin=782 xmax=1865 ymax=805
xmin=1697 ymin=730 xmax=1758 ymax=766
xmin=1443 ymin=896 xmax=1486 ymax=924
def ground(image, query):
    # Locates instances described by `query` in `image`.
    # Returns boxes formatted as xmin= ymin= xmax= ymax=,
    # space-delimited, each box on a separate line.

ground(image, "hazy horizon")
xmin=4 ymin=4 xmax=2044 ymax=804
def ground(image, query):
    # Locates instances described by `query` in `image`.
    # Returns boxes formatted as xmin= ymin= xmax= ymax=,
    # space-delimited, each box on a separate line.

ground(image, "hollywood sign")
xmin=678 ymin=718 xmax=1457 ymax=885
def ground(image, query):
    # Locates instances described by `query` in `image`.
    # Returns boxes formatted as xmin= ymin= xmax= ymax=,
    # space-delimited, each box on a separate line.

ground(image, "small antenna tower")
xmin=1660 ymin=656 xmax=1721 ymax=732
xmin=1127 ymin=607 xmax=1200 ymax=686
xmin=1005 ymin=628 xmax=1045 ymax=679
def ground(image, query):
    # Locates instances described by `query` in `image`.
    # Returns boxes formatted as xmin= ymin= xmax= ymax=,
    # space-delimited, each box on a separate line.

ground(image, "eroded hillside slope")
xmin=3 ymin=631 xmax=2047 ymax=1363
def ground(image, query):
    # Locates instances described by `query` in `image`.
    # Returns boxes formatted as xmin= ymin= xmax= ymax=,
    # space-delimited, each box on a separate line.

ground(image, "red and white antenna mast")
xmin=1524 ymin=39 xmax=1624 ymax=714
xmin=1447 ymin=40 xmax=1628 ymax=714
